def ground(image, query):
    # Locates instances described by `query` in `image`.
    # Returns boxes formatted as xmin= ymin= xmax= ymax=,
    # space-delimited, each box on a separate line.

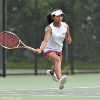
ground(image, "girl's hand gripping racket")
xmin=0 ymin=31 xmax=36 ymax=52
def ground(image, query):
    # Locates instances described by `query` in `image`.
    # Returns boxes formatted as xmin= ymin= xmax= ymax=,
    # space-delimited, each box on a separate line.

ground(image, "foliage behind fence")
xmin=5 ymin=0 xmax=100 ymax=74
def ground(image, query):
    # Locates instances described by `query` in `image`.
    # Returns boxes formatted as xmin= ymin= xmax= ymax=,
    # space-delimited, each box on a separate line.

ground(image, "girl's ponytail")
xmin=47 ymin=13 xmax=54 ymax=25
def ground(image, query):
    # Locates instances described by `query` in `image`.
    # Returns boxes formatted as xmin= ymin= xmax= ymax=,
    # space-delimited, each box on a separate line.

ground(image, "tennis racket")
xmin=0 ymin=31 xmax=36 ymax=52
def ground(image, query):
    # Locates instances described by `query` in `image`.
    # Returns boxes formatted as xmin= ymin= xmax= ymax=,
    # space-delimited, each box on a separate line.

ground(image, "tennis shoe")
xmin=58 ymin=76 xmax=67 ymax=90
xmin=46 ymin=70 xmax=58 ymax=82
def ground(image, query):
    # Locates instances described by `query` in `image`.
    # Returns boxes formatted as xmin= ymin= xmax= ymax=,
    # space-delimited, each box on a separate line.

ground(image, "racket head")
xmin=0 ymin=31 xmax=20 ymax=49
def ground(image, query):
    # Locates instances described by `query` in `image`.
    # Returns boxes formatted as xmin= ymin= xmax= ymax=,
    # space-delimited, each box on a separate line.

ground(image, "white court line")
xmin=10 ymin=86 xmax=100 ymax=91
xmin=0 ymin=90 xmax=12 ymax=91
xmin=67 ymin=93 xmax=75 ymax=95
xmin=5 ymin=92 xmax=16 ymax=94
xmin=45 ymin=92 xmax=56 ymax=94
xmin=84 ymin=93 xmax=90 ymax=94
xmin=47 ymin=86 xmax=100 ymax=90
xmin=0 ymin=86 xmax=100 ymax=92
xmin=0 ymin=94 xmax=100 ymax=97
xmin=0 ymin=86 xmax=100 ymax=97
xmin=29 ymin=92 xmax=37 ymax=94
xmin=2 ymin=86 xmax=98 ymax=91
xmin=15 ymin=89 xmax=43 ymax=90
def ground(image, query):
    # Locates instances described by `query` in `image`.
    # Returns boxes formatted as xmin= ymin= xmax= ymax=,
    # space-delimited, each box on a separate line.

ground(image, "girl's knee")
xmin=54 ymin=57 xmax=61 ymax=63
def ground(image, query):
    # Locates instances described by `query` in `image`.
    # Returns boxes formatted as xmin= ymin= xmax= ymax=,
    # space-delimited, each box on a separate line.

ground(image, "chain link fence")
xmin=0 ymin=0 xmax=100 ymax=76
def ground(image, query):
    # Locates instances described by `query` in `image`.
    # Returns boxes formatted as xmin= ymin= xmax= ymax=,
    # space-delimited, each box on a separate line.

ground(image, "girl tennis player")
xmin=35 ymin=9 xmax=72 ymax=89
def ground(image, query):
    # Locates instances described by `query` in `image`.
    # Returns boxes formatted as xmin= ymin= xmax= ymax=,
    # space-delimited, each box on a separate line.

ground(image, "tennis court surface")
xmin=0 ymin=74 xmax=100 ymax=100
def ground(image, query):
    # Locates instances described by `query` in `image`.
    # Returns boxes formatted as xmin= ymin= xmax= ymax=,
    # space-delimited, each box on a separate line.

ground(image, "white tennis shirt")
xmin=43 ymin=22 xmax=68 ymax=53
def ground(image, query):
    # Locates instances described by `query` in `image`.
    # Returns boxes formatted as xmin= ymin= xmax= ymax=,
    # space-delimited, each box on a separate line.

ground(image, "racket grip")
xmin=27 ymin=46 xmax=36 ymax=52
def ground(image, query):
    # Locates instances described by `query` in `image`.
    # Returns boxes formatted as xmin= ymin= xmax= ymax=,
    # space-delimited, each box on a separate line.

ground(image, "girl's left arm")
xmin=66 ymin=25 xmax=72 ymax=44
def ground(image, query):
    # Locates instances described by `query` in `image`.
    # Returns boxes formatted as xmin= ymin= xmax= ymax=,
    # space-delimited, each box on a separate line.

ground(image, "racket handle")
xmin=27 ymin=46 xmax=36 ymax=52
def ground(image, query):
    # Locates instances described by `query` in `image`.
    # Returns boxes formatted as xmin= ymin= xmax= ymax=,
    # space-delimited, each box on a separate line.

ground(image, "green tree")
xmin=6 ymin=0 xmax=100 ymax=64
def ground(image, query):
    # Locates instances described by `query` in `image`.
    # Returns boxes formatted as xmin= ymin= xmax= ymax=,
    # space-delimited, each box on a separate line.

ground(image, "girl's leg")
xmin=50 ymin=65 xmax=54 ymax=75
xmin=50 ymin=55 xmax=62 ymax=75
xmin=48 ymin=52 xmax=62 ymax=81
xmin=48 ymin=52 xmax=67 ymax=89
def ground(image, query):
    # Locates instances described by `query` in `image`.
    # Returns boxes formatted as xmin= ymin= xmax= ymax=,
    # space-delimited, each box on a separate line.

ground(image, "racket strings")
xmin=0 ymin=32 xmax=19 ymax=48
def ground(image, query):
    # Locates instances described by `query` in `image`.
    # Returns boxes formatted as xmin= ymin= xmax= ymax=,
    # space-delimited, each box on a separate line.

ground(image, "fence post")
xmin=70 ymin=0 xmax=74 ymax=75
xmin=0 ymin=0 xmax=6 ymax=77
xmin=34 ymin=0 xmax=38 ymax=75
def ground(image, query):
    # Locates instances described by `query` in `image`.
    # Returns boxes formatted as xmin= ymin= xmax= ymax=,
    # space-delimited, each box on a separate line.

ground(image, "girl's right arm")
xmin=35 ymin=26 xmax=52 ymax=54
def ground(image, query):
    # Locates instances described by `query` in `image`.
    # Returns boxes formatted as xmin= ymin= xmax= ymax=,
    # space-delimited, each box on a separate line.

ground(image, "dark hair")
xmin=47 ymin=9 xmax=60 ymax=25
xmin=47 ymin=13 xmax=54 ymax=24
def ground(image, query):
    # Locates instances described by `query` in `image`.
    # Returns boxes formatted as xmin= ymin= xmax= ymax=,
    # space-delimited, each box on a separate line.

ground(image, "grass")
xmin=6 ymin=59 xmax=100 ymax=70
xmin=74 ymin=61 xmax=100 ymax=69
